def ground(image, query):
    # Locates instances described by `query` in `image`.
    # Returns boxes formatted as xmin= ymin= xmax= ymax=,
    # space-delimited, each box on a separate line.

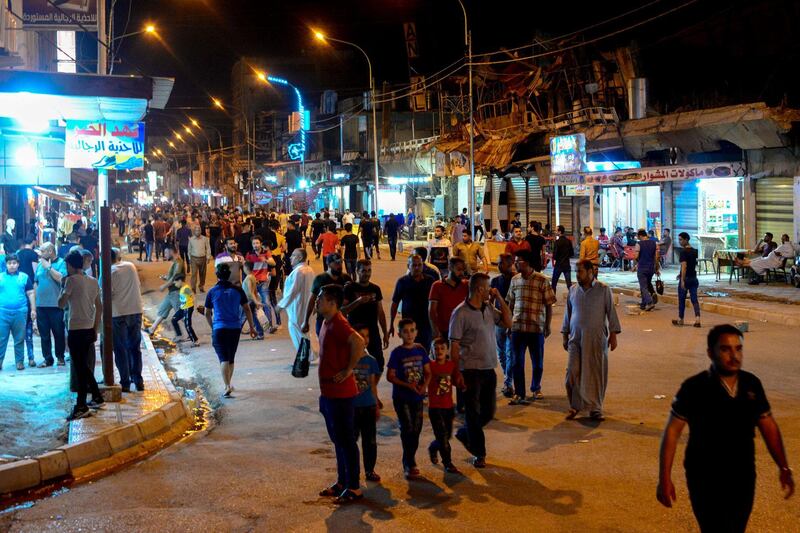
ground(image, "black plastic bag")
xmin=292 ymin=337 xmax=311 ymax=378
xmin=655 ymin=274 xmax=665 ymax=295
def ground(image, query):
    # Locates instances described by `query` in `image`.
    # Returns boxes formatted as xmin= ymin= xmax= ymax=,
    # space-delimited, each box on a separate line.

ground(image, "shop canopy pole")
xmin=589 ymin=185 xmax=595 ymax=233
xmin=554 ymin=184 xmax=561 ymax=228
xmin=98 ymin=169 xmax=115 ymax=387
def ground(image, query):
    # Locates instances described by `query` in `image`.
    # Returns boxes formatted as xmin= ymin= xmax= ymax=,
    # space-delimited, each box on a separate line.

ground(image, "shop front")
xmin=554 ymin=162 xmax=748 ymax=259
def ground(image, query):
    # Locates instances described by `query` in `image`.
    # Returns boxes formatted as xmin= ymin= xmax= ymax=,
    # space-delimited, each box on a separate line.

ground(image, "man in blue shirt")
xmin=634 ymin=229 xmax=660 ymax=311
xmin=204 ymin=262 xmax=257 ymax=398
xmin=0 ymin=254 xmax=36 ymax=371
xmin=34 ymin=243 xmax=68 ymax=367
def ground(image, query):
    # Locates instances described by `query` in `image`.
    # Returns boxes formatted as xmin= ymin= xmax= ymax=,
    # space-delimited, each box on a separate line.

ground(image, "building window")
xmin=56 ymin=31 xmax=77 ymax=73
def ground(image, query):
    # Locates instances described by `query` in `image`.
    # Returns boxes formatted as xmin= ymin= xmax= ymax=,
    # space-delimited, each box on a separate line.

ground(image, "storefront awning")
xmin=32 ymin=186 xmax=80 ymax=203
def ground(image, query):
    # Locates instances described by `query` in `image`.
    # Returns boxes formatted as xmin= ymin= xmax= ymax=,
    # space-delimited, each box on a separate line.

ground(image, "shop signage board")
xmin=64 ymin=120 xmax=145 ymax=171
xmin=550 ymin=133 xmax=586 ymax=174
xmin=551 ymin=162 xmax=747 ymax=186
xmin=254 ymin=190 xmax=273 ymax=205
xmin=22 ymin=0 xmax=98 ymax=29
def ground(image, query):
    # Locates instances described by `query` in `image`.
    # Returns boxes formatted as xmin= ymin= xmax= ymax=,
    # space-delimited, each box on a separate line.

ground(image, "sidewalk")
xmin=0 ymin=330 xmax=193 ymax=499
xmin=392 ymin=241 xmax=800 ymax=326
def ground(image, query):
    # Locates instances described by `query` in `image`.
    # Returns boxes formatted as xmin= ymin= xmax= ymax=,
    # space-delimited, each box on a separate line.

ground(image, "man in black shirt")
xmin=236 ymin=221 xmax=254 ymax=257
xmin=339 ymin=223 xmax=360 ymax=276
xmin=525 ymin=222 xmax=547 ymax=272
xmin=310 ymin=214 xmax=326 ymax=259
xmin=342 ymin=259 xmax=388 ymax=369
xmin=551 ymin=225 xmax=573 ymax=296
xmin=302 ymin=253 xmax=352 ymax=336
xmin=384 ymin=213 xmax=400 ymax=261
xmin=358 ymin=212 xmax=374 ymax=260
xmin=389 ymin=254 xmax=435 ymax=350
xmin=255 ymin=221 xmax=278 ymax=253
xmin=658 ymin=324 xmax=794 ymax=532
xmin=283 ymin=220 xmax=303 ymax=275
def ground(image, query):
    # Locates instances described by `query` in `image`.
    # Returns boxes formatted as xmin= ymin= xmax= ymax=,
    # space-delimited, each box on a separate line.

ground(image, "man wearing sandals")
xmin=317 ymin=284 xmax=366 ymax=504
xmin=561 ymin=260 xmax=621 ymax=422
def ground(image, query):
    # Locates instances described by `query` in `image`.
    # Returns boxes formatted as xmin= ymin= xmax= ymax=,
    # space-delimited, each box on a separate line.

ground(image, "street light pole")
xmin=315 ymin=33 xmax=380 ymax=215
xmin=457 ymin=0 xmax=475 ymax=237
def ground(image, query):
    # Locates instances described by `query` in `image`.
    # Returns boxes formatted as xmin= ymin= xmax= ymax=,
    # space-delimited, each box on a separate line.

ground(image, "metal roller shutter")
xmin=494 ymin=177 xmax=508 ymax=233
xmin=672 ymin=179 xmax=699 ymax=246
xmin=508 ymin=176 xmax=528 ymax=228
xmin=555 ymin=194 xmax=574 ymax=234
xmin=756 ymin=177 xmax=794 ymax=240
xmin=527 ymin=177 xmax=548 ymax=227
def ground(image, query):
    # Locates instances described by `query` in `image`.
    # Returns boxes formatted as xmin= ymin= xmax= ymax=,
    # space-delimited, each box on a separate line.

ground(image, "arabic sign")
xmin=22 ymin=0 xmax=98 ymax=29
xmin=65 ymin=120 xmax=145 ymax=171
xmin=254 ymin=191 xmax=273 ymax=205
xmin=550 ymin=134 xmax=586 ymax=174
xmin=552 ymin=162 xmax=747 ymax=186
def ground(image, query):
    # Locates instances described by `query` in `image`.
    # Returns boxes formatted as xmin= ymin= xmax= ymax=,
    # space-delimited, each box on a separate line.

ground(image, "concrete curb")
xmin=608 ymin=286 xmax=800 ymax=327
xmin=0 ymin=399 xmax=193 ymax=498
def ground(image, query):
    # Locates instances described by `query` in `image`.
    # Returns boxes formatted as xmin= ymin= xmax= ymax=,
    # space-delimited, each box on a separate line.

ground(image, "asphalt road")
xmin=3 ymin=253 xmax=798 ymax=532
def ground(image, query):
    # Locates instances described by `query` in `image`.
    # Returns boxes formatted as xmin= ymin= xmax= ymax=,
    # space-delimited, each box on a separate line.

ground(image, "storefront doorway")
xmin=697 ymin=177 xmax=740 ymax=249
xmin=601 ymin=185 xmax=661 ymax=233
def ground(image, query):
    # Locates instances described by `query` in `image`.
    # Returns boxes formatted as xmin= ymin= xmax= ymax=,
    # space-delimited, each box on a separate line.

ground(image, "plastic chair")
xmin=697 ymin=244 xmax=716 ymax=275
xmin=765 ymin=257 xmax=790 ymax=284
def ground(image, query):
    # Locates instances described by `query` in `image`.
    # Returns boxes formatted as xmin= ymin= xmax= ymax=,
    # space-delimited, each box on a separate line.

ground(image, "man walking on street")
xmin=110 ymin=248 xmax=145 ymax=393
xmin=59 ymin=250 xmax=103 ymax=420
xmin=302 ymin=253 xmax=352 ymax=337
xmin=428 ymin=257 xmax=469 ymax=341
xmin=188 ymin=225 xmax=211 ymax=293
xmin=450 ymin=273 xmax=512 ymax=468
xmin=204 ymin=262 xmax=257 ymax=398
xmin=390 ymin=254 xmax=436 ymax=350
xmin=657 ymin=324 xmax=794 ymax=532
xmin=339 ymin=223 xmax=359 ymax=276
xmin=561 ymin=260 xmax=621 ymax=421
xmin=473 ymin=206 xmax=485 ymax=242
xmin=384 ymin=213 xmax=400 ymax=261
xmin=245 ymin=236 xmax=278 ymax=333
xmin=343 ymin=259 xmax=389 ymax=370
xmin=176 ymin=219 xmax=192 ymax=273
xmin=277 ymin=248 xmax=316 ymax=357
xmin=452 ymin=230 xmax=488 ymax=275
xmin=316 ymin=284 xmax=365 ymax=504
xmin=506 ymin=250 xmax=556 ymax=405
xmin=634 ymin=228 xmax=659 ymax=311
xmin=491 ymin=253 xmax=515 ymax=398
xmin=551 ymin=225 xmax=574 ymax=298
xmin=34 ymin=243 xmax=67 ymax=367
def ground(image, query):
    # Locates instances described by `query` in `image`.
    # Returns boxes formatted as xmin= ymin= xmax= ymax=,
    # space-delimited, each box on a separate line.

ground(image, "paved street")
xmin=2 ymin=253 xmax=798 ymax=532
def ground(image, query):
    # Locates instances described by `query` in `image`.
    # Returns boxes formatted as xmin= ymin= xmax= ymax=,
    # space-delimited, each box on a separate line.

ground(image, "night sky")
xmin=110 ymin=0 xmax=799 ymax=135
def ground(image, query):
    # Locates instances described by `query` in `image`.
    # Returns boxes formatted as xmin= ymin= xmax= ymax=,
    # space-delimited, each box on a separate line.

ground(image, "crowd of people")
xmin=0 ymin=201 xmax=795 ymax=530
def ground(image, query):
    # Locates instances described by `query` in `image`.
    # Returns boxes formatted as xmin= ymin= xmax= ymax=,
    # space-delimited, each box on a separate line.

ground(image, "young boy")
xmin=352 ymin=325 xmax=382 ymax=482
xmin=171 ymin=275 xmax=199 ymax=346
xmin=386 ymin=318 xmax=431 ymax=479
xmin=242 ymin=261 xmax=265 ymax=340
xmin=59 ymin=250 xmax=104 ymax=421
xmin=427 ymin=337 xmax=462 ymax=474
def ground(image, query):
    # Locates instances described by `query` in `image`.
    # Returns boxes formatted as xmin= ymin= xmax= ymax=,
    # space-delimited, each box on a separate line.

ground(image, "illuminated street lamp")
xmin=112 ymin=23 xmax=157 ymax=42
xmin=255 ymin=71 xmax=307 ymax=191
xmin=314 ymin=30 xmax=381 ymax=214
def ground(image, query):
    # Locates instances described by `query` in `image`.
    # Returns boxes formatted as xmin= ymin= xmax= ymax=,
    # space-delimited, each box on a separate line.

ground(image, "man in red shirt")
xmin=244 ymin=236 xmax=277 ymax=332
xmin=505 ymin=226 xmax=531 ymax=257
xmin=316 ymin=225 xmax=340 ymax=269
xmin=317 ymin=284 xmax=366 ymax=504
xmin=428 ymin=257 xmax=469 ymax=340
